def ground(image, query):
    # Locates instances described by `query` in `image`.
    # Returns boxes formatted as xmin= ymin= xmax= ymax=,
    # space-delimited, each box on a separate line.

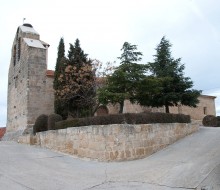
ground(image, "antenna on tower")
xmin=23 ymin=18 xmax=26 ymax=24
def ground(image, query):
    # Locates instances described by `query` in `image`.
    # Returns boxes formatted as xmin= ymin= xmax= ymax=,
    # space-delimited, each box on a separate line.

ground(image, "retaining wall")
xmin=19 ymin=123 xmax=198 ymax=161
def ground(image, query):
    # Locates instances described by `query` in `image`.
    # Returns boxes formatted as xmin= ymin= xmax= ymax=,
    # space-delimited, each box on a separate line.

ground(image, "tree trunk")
xmin=119 ymin=101 xmax=124 ymax=113
xmin=165 ymin=104 xmax=169 ymax=113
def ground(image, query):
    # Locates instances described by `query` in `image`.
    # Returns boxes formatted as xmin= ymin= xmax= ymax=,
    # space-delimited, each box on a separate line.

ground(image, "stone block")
xmin=125 ymin=150 xmax=131 ymax=158
xmin=140 ymin=124 xmax=148 ymax=131
xmin=95 ymin=135 xmax=105 ymax=142
xmin=79 ymin=139 xmax=89 ymax=149
xmin=136 ymin=148 xmax=144 ymax=156
xmin=144 ymin=146 xmax=154 ymax=156
xmin=30 ymin=135 xmax=37 ymax=145
xmin=78 ymin=149 xmax=87 ymax=157
xmin=110 ymin=151 xmax=119 ymax=160
xmin=119 ymin=151 xmax=125 ymax=160
xmin=64 ymin=141 xmax=73 ymax=154
xmin=112 ymin=125 xmax=121 ymax=134
xmin=134 ymin=125 xmax=141 ymax=133
xmin=73 ymin=149 xmax=78 ymax=155
xmin=105 ymin=152 xmax=110 ymax=160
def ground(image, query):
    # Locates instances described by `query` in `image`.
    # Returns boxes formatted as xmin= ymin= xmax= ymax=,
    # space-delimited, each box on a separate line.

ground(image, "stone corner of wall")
xmin=18 ymin=134 xmax=37 ymax=145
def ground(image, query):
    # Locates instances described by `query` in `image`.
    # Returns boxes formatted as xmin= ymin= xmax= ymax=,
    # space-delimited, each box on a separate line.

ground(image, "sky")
xmin=0 ymin=0 xmax=220 ymax=127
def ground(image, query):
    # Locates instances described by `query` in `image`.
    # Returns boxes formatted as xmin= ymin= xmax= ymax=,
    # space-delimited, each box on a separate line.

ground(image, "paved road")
xmin=0 ymin=127 xmax=220 ymax=190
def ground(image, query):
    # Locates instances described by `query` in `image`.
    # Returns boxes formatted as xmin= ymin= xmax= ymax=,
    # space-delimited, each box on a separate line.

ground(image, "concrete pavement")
xmin=0 ymin=127 xmax=220 ymax=190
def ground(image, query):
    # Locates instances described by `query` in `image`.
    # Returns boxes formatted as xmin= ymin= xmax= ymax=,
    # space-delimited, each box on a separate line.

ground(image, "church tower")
xmin=6 ymin=24 xmax=54 ymax=138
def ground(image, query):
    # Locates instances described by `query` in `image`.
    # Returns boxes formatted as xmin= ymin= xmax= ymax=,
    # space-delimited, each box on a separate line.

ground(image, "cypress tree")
xmin=53 ymin=37 xmax=67 ymax=118
xmin=54 ymin=38 xmax=65 ymax=90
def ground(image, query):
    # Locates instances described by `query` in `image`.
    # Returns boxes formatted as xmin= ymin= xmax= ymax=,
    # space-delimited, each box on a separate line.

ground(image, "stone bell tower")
xmin=5 ymin=23 xmax=54 ymax=139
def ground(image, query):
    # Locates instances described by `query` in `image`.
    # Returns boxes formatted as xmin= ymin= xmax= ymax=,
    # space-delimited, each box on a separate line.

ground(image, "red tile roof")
xmin=46 ymin=70 xmax=54 ymax=77
xmin=0 ymin=128 xmax=6 ymax=139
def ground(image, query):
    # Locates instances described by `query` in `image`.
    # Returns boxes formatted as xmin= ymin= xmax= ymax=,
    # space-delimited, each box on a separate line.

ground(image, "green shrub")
xmin=48 ymin=114 xmax=63 ymax=130
xmin=55 ymin=112 xmax=190 ymax=130
xmin=202 ymin=115 xmax=218 ymax=127
xmin=33 ymin=114 xmax=48 ymax=135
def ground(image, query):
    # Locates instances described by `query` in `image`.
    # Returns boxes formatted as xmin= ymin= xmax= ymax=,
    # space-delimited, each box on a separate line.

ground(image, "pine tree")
xmin=68 ymin=39 xmax=88 ymax=66
xmin=67 ymin=43 xmax=74 ymax=61
xmin=53 ymin=38 xmax=67 ymax=118
xmin=147 ymin=36 xmax=201 ymax=113
xmin=98 ymin=42 xmax=148 ymax=113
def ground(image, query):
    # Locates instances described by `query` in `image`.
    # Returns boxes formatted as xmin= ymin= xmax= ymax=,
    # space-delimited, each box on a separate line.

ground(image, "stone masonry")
xmin=6 ymin=24 xmax=54 ymax=139
xmin=19 ymin=123 xmax=198 ymax=161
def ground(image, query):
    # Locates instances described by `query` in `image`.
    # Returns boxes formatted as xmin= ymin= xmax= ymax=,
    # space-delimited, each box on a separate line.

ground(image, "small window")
xmin=13 ymin=45 xmax=16 ymax=66
xmin=18 ymin=37 xmax=21 ymax=61
xmin=15 ymin=76 xmax=18 ymax=88
xmin=203 ymin=107 xmax=207 ymax=115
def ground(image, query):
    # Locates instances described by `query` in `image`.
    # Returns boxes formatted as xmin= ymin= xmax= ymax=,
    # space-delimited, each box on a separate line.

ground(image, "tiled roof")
xmin=46 ymin=70 xmax=54 ymax=77
xmin=0 ymin=128 xmax=6 ymax=139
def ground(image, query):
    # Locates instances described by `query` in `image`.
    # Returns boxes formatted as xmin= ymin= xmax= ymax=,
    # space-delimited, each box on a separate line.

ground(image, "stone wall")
xmin=169 ymin=95 xmax=216 ymax=120
xmin=106 ymin=95 xmax=216 ymax=122
xmin=19 ymin=123 xmax=198 ymax=161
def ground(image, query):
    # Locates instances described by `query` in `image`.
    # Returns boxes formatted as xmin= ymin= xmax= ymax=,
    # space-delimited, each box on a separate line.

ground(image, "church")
xmin=5 ymin=24 xmax=216 ymax=137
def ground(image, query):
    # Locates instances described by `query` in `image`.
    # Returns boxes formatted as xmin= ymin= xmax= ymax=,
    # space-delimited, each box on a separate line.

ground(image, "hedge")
xmin=33 ymin=114 xmax=48 ymax=135
xmin=55 ymin=112 xmax=191 ymax=130
xmin=203 ymin=115 xmax=220 ymax=127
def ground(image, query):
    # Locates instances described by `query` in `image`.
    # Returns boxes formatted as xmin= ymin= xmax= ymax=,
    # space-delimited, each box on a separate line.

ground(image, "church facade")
xmin=6 ymin=24 xmax=216 ymax=136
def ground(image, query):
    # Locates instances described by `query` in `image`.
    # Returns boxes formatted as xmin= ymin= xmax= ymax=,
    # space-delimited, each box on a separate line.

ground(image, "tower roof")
xmin=19 ymin=23 xmax=39 ymax=35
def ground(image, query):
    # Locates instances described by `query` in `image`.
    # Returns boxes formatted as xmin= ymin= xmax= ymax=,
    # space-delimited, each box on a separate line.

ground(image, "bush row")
xmin=33 ymin=113 xmax=63 ymax=135
xmin=202 ymin=115 xmax=220 ymax=127
xmin=55 ymin=112 xmax=191 ymax=130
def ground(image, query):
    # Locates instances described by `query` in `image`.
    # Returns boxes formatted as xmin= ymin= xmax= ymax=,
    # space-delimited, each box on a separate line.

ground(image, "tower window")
xmin=15 ymin=76 xmax=18 ymax=88
xmin=203 ymin=107 xmax=207 ymax=115
xmin=13 ymin=45 xmax=16 ymax=66
xmin=18 ymin=37 xmax=21 ymax=61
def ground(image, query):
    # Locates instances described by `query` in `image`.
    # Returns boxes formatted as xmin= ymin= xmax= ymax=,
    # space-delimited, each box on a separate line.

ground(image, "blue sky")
xmin=0 ymin=0 xmax=220 ymax=127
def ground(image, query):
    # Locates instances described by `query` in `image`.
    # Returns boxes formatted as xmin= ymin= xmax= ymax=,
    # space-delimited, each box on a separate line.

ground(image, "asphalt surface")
xmin=0 ymin=127 xmax=220 ymax=190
